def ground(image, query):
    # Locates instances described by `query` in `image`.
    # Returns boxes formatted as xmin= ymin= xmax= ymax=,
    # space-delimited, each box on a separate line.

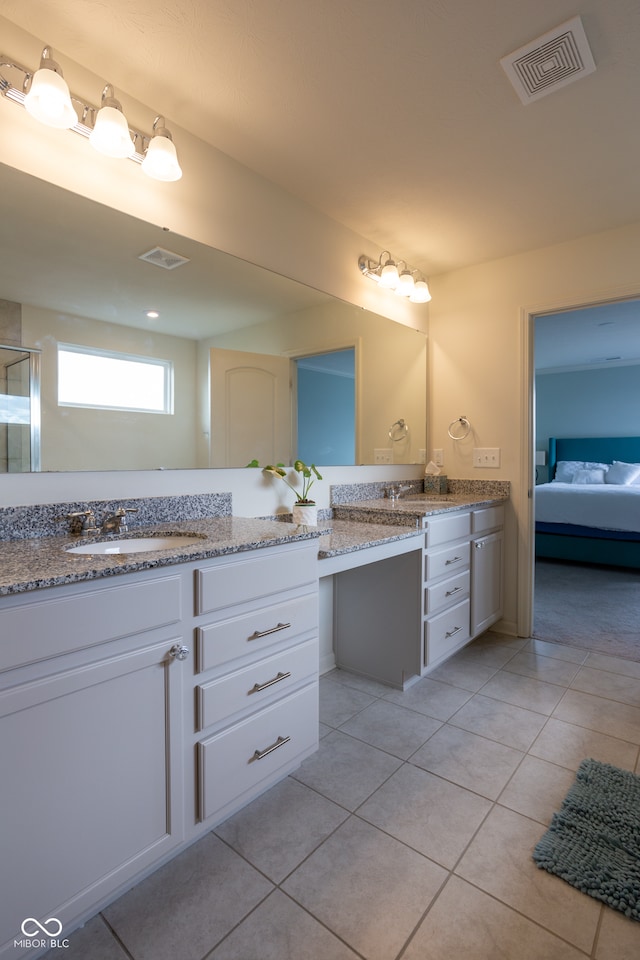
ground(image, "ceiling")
xmin=1 ymin=0 xmax=640 ymax=280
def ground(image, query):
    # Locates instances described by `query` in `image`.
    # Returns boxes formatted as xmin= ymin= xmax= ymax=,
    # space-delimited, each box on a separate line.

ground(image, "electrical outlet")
xmin=432 ymin=448 xmax=444 ymax=466
xmin=374 ymin=449 xmax=393 ymax=464
xmin=473 ymin=447 xmax=500 ymax=468
xmin=418 ymin=449 xmax=427 ymax=463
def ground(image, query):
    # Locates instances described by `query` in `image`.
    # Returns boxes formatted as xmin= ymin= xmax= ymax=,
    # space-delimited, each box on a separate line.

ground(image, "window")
xmin=58 ymin=345 xmax=173 ymax=414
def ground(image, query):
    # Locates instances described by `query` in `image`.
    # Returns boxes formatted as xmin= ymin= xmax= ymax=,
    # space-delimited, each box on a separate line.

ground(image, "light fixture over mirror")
xmin=0 ymin=46 xmax=182 ymax=181
xmin=0 ymin=164 xmax=427 ymax=473
xmin=359 ymin=251 xmax=432 ymax=303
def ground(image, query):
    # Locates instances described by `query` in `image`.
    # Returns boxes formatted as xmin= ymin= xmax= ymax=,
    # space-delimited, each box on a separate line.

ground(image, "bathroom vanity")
xmin=0 ymin=520 xmax=319 ymax=960
xmin=0 ymin=488 xmax=506 ymax=958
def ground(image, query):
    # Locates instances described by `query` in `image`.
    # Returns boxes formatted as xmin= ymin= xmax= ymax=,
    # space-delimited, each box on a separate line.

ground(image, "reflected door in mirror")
xmin=209 ymin=348 xmax=291 ymax=467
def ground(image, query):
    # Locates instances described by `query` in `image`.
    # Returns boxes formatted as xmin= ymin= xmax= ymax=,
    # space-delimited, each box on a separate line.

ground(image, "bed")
xmin=535 ymin=436 xmax=640 ymax=569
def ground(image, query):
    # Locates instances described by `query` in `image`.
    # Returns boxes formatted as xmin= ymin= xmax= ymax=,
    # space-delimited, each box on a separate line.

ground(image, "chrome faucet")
xmin=385 ymin=483 xmax=410 ymax=501
xmin=100 ymin=507 xmax=138 ymax=534
xmin=58 ymin=510 xmax=99 ymax=536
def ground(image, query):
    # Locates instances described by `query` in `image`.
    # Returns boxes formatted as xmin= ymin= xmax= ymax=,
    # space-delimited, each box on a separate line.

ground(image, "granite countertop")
xmin=0 ymin=517 xmax=321 ymax=597
xmin=317 ymin=519 xmax=423 ymax=559
xmin=332 ymin=492 xmax=507 ymax=526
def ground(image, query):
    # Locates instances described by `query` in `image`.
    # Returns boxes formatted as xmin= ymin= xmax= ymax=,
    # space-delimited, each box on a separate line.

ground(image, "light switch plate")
xmin=473 ymin=447 xmax=500 ymax=467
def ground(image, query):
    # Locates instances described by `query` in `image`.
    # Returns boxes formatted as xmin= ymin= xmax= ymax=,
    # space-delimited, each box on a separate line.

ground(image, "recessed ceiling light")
xmin=146 ymin=310 xmax=160 ymax=319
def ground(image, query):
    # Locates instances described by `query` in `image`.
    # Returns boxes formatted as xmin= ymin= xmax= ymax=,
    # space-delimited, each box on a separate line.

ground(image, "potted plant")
xmin=247 ymin=459 xmax=322 ymax=525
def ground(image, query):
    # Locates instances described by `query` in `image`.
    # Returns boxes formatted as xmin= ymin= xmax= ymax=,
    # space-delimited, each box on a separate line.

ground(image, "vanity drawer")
xmin=424 ymin=541 xmax=470 ymax=582
xmin=195 ymin=543 xmax=317 ymax=616
xmin=198 ymin=683 xmax=318 ymax=822
xmin=472 ymin=504 xmax=504 ymax=534
xmin=425 ymin=599 xmax=470 ymax=664
xmin=425 ymin=512 xmax=470 ymax=548
xmin=424 ymin=569 xmax=470 ymax=615
xmin=197 ymin=592 xmax=318 ymax=673
xmin=196 ymin=638 xmax=317 ymax=730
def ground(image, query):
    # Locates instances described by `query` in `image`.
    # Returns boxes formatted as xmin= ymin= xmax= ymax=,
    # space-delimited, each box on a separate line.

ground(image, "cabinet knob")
xmin=169 ymin=643 xmax=190 ymax=661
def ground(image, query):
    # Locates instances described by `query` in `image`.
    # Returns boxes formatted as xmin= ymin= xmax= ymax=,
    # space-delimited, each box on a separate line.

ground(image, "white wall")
xmin=428 ymin=220 xmax=640 ymax=633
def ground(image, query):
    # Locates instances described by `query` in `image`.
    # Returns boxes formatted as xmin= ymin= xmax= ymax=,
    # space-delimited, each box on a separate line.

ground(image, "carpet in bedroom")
xmin=533 ymin=559 xmax=640 ymax=661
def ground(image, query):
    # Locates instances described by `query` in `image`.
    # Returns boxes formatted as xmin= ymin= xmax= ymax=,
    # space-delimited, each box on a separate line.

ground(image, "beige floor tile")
xmin=383 ymin=676 xmax=472 ymax=721
xmin=530 ymin=717 xmax=639 ymax=771
xmin=358 ymin=763 xmax=491 ymax=869
xmin=480 ymin=670 xmax=566 ymax=714
xmin=282 ymin=817 xmax=447 ymax=960
xmin=426 ymin=655 xmax=501 ymax=692
xmin=102 ymin=833 xmax=273 ymax=960
xmin=410 ymin=723 xmax=523 ymax=799
xmin=209 ymin=890 xmax=361 ymax=960
xmin=498 ymin=754 xmax=577 ymax=824
xmin=503 ymin=650 xmax=582 ymax=685
xmin=41 ymin=916 xmax=128 ymax=960
xmin=570 ymin=665 xmax=640 ymax=708
xmin=524 ymin=638 xmax=589 ymax=663
xmin=214 ymin=777 xmax=348 ymax=882
xmin=596 ymin=904 xmax=640 ymax=959
xmin=338 ymin=699 xmax=442 ymax=759
xmin=319 ymin=677 xmax=376 ymax=727
xmin=291 ymin=729 xmax=401 ymax=810
xmin=403 ymin=875 xmax=588 ymax=960
xmin=585 ymin=652 xmax=640 ymax=680
xmin=553 ymin=689 xmax=640 ymax=744
xmin=455 ymin=805 xmax=601 ymax=953
xmin=329 ymin=668 xmax=397 ymax=697
xmin=449 ymin=693 xmax=547 ymax=751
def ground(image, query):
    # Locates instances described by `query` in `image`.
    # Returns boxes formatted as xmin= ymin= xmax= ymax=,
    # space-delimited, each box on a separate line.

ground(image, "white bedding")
xmin=535 ymin=482 xmax=640 ymax=534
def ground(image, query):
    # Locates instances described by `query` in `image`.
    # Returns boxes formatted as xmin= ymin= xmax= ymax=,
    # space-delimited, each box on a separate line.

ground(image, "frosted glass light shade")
xmin=24 ymin=67 xmax=76 ymax=129
xmin=395 ymin=270 xmax=415 ymax=296
xmin=141 ymin=134 xmax=182 ymax=181
xmin=379 ymin=259 xmax=399 ymax=287
xmin=89 ymin=105 xmax=135 ymax=158
xmin=410 ymin=279 xmax=432 ymax=303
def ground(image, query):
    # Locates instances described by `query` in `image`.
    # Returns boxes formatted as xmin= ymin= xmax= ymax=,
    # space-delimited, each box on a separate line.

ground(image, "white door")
xmin=209 ymin=348 xmax=291 ymax=467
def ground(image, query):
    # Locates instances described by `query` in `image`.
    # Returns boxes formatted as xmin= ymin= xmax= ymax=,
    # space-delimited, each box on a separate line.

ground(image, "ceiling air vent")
xmin=500 ymin=16 xmax=596 ymax=104
xmin=138 ymin=246 xmax=190 ymax=270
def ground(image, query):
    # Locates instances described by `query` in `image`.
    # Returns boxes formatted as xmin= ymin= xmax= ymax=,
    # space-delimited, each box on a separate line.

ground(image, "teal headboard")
xmin=548 ymin=436 xmax=640 ymax=479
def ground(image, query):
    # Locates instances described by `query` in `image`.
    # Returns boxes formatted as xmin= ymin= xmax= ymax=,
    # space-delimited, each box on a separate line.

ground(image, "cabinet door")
xmin=470 ymin=531 xmax=504 ymax=636
xmin=0 ymin=636 xmax=185 ymax=955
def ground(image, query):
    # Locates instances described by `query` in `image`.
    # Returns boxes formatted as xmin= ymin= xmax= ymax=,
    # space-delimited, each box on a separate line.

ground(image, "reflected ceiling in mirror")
xmin=0 ymin=163 xmax=427 ymax=471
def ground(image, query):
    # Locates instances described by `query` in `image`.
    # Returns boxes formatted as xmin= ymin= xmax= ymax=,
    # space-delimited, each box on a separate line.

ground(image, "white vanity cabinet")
xmin=470 ymin=505 xmax=504 ymax=636
xmin=0 ymin=572 xmax=187 ymax=960
xmin=0 ymin=537 xmax=320 ymax=960
xmin=192 ymin=542 xmax=319 ymax=826
xmin=423 ymin=504 xmax=504 ymax=669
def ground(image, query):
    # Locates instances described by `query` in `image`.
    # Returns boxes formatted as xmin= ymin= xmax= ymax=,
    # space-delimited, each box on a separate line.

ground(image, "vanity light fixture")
xmin=0 ymin=46 xmax=182 ymax=181
xmin=89 ymin=84 xmax=135 ymax=158
xmin=358 ymin=252 xmax=432 ymax=303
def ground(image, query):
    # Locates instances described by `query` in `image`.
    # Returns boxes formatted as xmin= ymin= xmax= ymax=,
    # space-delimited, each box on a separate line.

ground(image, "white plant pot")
xmin=292 ymin=503 xmax=318 ymax=525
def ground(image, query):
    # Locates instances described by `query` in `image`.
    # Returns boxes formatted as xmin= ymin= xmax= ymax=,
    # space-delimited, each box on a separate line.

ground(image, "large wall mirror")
xmin=0 ymin=163 xmax=427 ymax=472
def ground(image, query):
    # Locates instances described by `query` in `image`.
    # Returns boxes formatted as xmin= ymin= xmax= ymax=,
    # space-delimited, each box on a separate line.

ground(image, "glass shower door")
xmin=0 ymin=345 xmax=41 ymax=472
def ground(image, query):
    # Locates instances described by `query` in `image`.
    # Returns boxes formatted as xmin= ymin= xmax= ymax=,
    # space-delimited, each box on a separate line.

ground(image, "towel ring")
xmin=388 ymin=418 xmax=409 ymax=442
xmin=448 ymin=416 xmax=471 ymax=440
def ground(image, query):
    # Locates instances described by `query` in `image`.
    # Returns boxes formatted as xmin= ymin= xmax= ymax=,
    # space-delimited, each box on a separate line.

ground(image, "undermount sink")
xmin=66 ymin=535 xmax=205 ymax=555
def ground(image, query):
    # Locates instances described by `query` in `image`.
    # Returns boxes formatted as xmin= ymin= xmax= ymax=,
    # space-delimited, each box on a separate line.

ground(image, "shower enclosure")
xmin=0 ymin=345 xmax=41 ymax=472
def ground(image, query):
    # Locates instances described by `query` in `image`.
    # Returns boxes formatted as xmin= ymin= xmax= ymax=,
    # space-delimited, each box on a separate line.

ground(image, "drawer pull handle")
xmin=445 ymin=586 xmax=462 ymax=597
xmin=445 ymin=626 xmax=462 ymax=639
xmin=248 ymin=671 xmax=291 ymax=695
xmin=445 ymin=556 xmax=463 ymax=565
xmin=249 ymin=734 xmax=291 ymax=763
xmin=248 ymin=621 xmax=291 ymax=641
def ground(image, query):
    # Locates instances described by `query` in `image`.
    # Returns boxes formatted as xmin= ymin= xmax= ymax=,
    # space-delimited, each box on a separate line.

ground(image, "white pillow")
xmin=553 ymin=461 xmax=584 ymax=482
xmin=605 ymin=461 xmax=640 ymax=485
xmin=572 ymin=468 xmax=607 ymax=484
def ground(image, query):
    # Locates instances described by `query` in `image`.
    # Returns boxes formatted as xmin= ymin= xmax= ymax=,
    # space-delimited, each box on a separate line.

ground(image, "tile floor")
xmin=45 ymin=632 xmax=640 ymax=960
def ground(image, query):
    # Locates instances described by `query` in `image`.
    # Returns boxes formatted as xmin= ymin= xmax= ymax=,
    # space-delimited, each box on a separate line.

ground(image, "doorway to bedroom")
xmin=532 ymin=297 xmax=640 ymax=660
